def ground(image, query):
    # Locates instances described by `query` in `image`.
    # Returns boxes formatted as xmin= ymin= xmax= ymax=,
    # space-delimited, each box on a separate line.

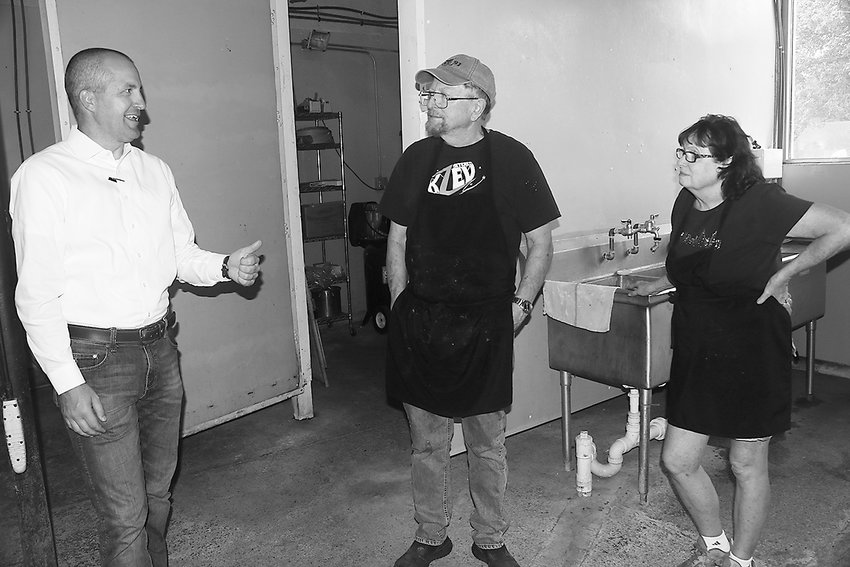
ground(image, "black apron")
xmin=386 ymin=136 xmax=515 ymax=418
xmin=666 ymin=199 xmax=792 ymax=438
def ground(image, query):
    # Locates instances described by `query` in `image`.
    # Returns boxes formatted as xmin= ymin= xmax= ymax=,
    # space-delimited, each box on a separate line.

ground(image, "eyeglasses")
xmin=418 ymin=91 xmax=479 ymax=109
xmin=676 ymin=148 xmax=714 ymax=163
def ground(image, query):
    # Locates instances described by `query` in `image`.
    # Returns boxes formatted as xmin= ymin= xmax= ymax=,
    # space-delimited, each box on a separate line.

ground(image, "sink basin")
xmin=584 ymin=265 xmax=671 ymax=292
xmin=547 ymin=264 xmax=674 ymax=389
xmin=547 ymin=246 xmax=826 ymax=389
xmin=782 ymin=247 xmax=826 ymax=329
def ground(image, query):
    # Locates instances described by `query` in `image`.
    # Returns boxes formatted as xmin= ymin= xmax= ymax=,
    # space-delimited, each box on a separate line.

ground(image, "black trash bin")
xmin=362 ymin=242 xmax=390 ymax=334
xmin=349 ymin=202 xmax=390 ymax=333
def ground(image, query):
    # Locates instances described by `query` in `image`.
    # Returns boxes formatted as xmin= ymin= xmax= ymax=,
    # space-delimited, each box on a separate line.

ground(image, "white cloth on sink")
xmin=543 ymin=280 xmax=617 ymax=332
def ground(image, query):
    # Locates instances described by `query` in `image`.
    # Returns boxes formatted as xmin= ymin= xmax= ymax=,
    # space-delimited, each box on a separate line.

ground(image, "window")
xmin=786 ymin=0 xmax=850 ymax=161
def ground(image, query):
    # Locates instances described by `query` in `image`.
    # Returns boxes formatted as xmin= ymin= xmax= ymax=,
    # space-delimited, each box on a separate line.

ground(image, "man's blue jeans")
xmin=403 ymin=403 xmax=509 ymax=549
xmin=67 ymin=330 xmax=183 ymax=567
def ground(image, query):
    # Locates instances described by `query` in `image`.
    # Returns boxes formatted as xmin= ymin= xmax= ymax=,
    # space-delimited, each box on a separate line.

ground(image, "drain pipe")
xmin=575 ymin=389 xmax=667 ymax=496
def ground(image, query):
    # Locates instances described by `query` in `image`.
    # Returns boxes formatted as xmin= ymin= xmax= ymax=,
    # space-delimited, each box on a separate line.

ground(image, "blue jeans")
xmin=67 ymin=330 xmax=183 ymax=567
xmin=403 ymin=403 xmax=508 ymax=549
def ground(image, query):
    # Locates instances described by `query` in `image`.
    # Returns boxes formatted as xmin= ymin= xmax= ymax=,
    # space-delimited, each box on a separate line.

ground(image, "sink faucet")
xmin=624 ymin=219 xmax=641 ymax=255
xmin=603 ymin=219 xmax=633 ymax=260
xmin=602 ymin=214 xmax=662 ymax=260
xmin=636 ymin=214 xmax=662 ymax=253
xmin=602 ymin=231 xmax=616 ymax=261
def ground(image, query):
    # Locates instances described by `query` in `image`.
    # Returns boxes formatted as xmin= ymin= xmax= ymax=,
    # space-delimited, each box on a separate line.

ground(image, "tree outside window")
xmin=788 ymin=0 xmax=850 ymax=160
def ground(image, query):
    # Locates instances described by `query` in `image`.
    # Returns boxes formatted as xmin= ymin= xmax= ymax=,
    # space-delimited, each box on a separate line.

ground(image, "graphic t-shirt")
xmin=379 ymin=130 xmax=560 ymax=262
xmin=427 ymin=148 xmax=487 ymax=197
xmin=668 ymin=183 xmax=812 ymax=295
xmin=676 ymin=202 xmax=725 ymax=256
xmin=405 ymin=137 xmax=505 ymax=304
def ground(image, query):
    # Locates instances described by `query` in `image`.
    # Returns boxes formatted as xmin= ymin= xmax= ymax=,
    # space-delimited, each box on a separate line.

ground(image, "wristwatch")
xmin=221 ymin=255 xmax=231 ymax=280
xmin=512 ymin=296 xmax=533 ymax=315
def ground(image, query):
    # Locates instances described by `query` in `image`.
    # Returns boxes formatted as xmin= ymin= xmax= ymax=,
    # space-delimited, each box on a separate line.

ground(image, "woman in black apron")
xmin=630 ymin=115 xmax=850 ymax=567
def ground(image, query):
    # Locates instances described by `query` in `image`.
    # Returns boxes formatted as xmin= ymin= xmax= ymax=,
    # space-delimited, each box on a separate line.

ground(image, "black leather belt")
xmin=68 ymin=312 xmax=176 ymax=344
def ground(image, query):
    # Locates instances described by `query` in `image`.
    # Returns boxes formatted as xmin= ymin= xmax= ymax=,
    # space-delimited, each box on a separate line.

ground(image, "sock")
xmin=701 ymin=530 xmax=731 ymax=553
xmin=729 ymin=551 xmax=753 ymax=567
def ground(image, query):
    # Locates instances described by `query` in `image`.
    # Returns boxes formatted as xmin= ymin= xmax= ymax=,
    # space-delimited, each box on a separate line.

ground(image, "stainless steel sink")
xmin=546 ymin=263 xmax=674 ymax=502
xmin=547 ymin=264 xmax=674 ymax=389
xmin=546 ymin=249 xmax=826 ymax=502
xmin=782 ymin=247 xmax=826 ymax=329
xmin=547 ymin=249 xmax=824 ymax=389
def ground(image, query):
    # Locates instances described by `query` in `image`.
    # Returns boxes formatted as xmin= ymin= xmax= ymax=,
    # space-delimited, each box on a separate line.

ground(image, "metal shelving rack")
xmin=296 ymin=111 xmax=354 ymax=335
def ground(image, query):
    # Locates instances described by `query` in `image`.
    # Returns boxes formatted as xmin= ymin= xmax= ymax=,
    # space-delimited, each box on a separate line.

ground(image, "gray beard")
xmin=425 ymin=117 xmax=445 ymax=137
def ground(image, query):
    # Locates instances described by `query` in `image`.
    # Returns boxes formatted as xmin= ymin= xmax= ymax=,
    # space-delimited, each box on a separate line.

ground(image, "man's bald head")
xmin=65 ymin=48 xmax=134 ymax=117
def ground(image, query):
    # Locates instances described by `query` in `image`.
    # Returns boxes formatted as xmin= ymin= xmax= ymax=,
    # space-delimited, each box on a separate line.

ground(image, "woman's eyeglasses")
xmin=676 ymin=148 xmax=714 ymax=163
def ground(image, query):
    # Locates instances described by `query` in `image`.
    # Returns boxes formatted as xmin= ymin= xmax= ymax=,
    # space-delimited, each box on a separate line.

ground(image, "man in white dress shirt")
xmin=9 ymin=47 xmax=261 ymax=566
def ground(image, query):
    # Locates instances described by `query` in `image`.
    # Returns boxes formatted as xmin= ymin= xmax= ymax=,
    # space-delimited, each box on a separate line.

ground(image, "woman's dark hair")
xmin=678 ymin=114 xmax=764 ymax=200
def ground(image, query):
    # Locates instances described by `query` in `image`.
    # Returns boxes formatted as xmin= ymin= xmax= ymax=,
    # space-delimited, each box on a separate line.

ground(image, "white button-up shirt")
xmin=10 ymin=127 xmax=226 ymax=395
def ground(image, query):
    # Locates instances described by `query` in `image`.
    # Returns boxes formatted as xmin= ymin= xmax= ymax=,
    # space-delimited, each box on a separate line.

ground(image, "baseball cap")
xmin=415 ymin=54 xmax=496 ymax=108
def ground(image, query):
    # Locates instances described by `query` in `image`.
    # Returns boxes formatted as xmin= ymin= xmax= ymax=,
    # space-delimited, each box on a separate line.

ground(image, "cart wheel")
xmin=373 ymin=305 xmax=390 ymax=334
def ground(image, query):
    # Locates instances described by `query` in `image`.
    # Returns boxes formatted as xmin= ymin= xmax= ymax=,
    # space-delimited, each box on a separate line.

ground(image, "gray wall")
xmin=44 ymin=0 xmax=302 ymax=432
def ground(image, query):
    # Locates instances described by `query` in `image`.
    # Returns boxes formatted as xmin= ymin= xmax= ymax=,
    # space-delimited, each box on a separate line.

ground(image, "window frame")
xmin=782 ymin=0 xmax=850 ymax=164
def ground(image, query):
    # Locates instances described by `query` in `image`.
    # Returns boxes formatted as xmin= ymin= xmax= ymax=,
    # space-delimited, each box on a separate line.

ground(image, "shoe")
xmin=471 ymin=543 xmax=520 ymax=567
xmin=720 ymin=556 xmax=756 ymax=567
xmin=676 ymin=537 xmax=729 ymax=567
xmin=393 ymin=537 xmax=453 ymax=567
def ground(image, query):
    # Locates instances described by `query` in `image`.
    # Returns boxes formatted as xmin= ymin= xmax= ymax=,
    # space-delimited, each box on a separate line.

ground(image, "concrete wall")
xmin=396 ymin=0 xmax=778 ymax=449
xmin=398 ymin=0 xmax=776 ymax=237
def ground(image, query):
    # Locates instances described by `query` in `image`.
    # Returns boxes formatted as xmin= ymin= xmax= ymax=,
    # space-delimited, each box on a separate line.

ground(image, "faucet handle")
xmin=642 ymin=213 xmax=659 ymax=230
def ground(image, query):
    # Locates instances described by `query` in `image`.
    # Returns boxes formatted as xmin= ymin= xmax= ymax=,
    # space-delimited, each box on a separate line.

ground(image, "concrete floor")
xmin=2 ymin=323 xmax=850 ymax=566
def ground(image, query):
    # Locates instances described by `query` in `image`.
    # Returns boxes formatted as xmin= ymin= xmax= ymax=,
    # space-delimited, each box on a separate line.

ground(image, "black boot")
xmin=393 ymin=538 xmax=453 ymax=567
xmin=471 ymin=543 xmax=520 ymax=567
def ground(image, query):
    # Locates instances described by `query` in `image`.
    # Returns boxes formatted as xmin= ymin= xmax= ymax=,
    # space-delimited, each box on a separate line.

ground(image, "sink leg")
xmin=638 ymin=388 xmax=652 ymax=504
xmin=806 ymin=320 xmax=816 ymax=398
xmin=560 ymin=372 xmax=572 ymax=471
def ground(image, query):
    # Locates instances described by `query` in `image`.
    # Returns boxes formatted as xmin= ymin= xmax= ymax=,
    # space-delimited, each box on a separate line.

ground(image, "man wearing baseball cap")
xmin=380 ymin=54 xmax=560 ymax=567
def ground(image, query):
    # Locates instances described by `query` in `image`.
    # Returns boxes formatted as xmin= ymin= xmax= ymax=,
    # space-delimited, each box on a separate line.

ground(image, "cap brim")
xmin=415 ymin=68 xmax=469 ymax=89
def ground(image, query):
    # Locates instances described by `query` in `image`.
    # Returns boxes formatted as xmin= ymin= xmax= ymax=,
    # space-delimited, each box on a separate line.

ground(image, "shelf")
xmin=314 ymin=312 xmax=350 ymax=326
xmin=300 ymin=179 xmax=343 ymax=193
xmin=298 ymin=111 xmax=353 ymax=336
xmin=295 ymin=112 xmax=341 ymax=121
xmin=297 ymin=142 xmax=340 ymax=151
xmin=307 ymin=274 xmax=349 ymax=289
xmin=304 ymin=233 xmax=346 ymax=244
